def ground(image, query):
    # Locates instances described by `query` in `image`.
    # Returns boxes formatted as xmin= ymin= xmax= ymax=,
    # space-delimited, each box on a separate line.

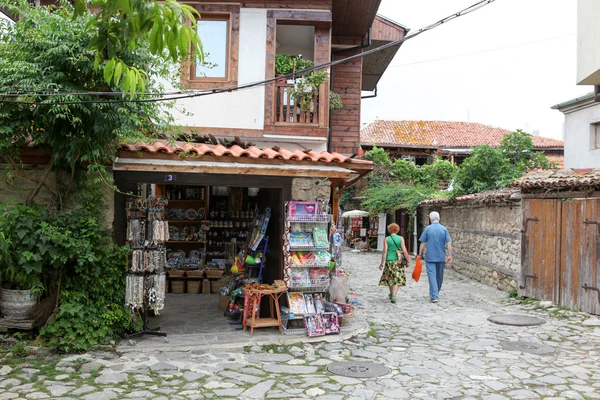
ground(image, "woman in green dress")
xmin=379 ymin=223 xmax=410 ymax=303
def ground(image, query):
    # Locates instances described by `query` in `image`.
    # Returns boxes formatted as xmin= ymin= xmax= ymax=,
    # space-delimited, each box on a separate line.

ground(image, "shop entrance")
xmin=114 ymin=172 xmax=290 ymax=337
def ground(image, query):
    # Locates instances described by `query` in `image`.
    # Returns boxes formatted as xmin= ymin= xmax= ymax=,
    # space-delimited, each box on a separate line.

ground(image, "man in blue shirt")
xmin=418 ymin=211 xmax=452 ymax=303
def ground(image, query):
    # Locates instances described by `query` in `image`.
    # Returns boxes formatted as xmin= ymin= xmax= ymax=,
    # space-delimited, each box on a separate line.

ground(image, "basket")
xmin=205 ymin=269 xmax=224 ymax=278
xmin=171 ymin=280 xmax=186 ymax=294
xmin=186 ymin=270 xmax=205 ymax=278
xmin=168 ymin=270 xmax=185 ymax=278
xmin=340 ymin=312 xmax=354 ymax=326
xmin=187 ymin=280 xmax=201 ymax=294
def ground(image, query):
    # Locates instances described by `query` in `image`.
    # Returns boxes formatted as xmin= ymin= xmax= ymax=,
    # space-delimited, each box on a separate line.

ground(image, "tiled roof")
xmin=361 ymin=120 xmax=564 ymax=149
xmin=119 ymin=140 xmax=371 ymax=165
xmin=420 ymin=189 xmax=520 ymax=207
xmin=513 ymin=169 xmax=600 ymax=190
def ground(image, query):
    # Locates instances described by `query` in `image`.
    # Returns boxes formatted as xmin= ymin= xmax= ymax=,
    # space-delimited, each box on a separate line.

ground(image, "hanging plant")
xmin=289 ymin=71 xmax=327 ymax=113
xmin=330 ymin=91 xmax=343 ymax=110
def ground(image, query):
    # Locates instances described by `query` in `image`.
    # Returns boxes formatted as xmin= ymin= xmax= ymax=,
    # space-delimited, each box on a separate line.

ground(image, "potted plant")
xmin=0 ymin=204 xmax=46 ymax=321
xmin=275 ymin=54 xmax=315 ymax=84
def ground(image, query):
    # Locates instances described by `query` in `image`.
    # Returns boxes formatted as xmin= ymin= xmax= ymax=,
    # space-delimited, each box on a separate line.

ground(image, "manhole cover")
xmin=501 ymin=341 xmax=555 ymax=355
xmin=488 ymin=314 xmax=546 ymax=326
xmin=327 ymin=362 xmax=391 ymax=378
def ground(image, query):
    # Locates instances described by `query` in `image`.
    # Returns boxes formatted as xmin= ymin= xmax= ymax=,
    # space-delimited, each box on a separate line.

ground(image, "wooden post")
xmin=331 ymin=180 xmax=342 ymax=226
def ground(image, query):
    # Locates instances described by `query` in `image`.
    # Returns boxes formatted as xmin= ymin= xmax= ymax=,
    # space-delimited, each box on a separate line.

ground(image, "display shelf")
xmin=287 ymin=283 xmax=330 ymax=292
xmin=166 ymin=241 xmax=205 ymax=244
xmin=289 ymin=263 xmax=330 ymax=269
xmin=289 ymin=245 xmax=330 ymax=251
xmin=287 ymin=214 xmax=331 ymax=223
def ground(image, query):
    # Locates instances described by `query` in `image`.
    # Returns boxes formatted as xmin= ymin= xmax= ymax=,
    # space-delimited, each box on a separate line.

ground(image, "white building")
xmin=552 ymin=94 xmax=600 ymax=170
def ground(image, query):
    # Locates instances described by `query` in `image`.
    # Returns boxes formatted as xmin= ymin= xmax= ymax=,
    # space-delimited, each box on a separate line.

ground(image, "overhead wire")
xmin=0 ymin=0 xmax=497 ymax=106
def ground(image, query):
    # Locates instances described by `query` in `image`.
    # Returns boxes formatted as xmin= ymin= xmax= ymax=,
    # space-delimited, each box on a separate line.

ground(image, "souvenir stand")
xmin=124 ymin=195 xmax=168 ymax=345
xmin=281 ymin=200 xmax=343 ymax=336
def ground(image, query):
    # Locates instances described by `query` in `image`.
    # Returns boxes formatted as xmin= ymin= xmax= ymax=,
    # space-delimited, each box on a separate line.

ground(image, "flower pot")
xmin=0 ymin=288 xmax=38 ymax=321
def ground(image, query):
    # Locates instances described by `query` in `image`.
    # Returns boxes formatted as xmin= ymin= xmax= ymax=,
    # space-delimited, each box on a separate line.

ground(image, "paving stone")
xmin=125 ymin=391 xmax=155 ymax=398
xmin=262 ymin=364 xmax=318 ymax=374
xmin=48 ymin=385 xmax=73 ymax=397
xmin=0 ymin=394 xmax=18 ymax=400
xmin=80 ymin=361 xmax=104 ymax=373
xmin=71 ymin=386 xmax=97 ymax=396
xmin=83 ymin=390 xmax=119 ymax=400
xmin=306 ymin=388 xmax=325 ymax=396
xmin=582 ymin=318 xmax=600 ymax=327
xmin=95 ymin=373 xmax=128 ymax=385
xmin=241 ymin=380 xmax=275 ymax=399
xmin=0 ymin=366 xmax=13 ymax=376
xmin=25 ymin=393 xmax=49 ymax=399
xmin=148 ymin=362 xmax=178 ymax=372
xmin=183 ymin=371 xmax=204 ymax=381
xmin=507 ymin=389 xmax=540 ymax=399
xmin=213 ymin=389 xmax=245 ymax=397
xmin=0 ymin=378 xmax=21 ymax=388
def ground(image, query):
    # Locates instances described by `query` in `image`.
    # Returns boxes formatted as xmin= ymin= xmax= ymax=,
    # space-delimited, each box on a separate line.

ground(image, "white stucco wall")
xmin=562 ymin=100 xmax=600 ymax=169
xmin=577 ymin=0 xmax=600 ymax=85
xmin=172 ymin=8 xmax=267 ymax=130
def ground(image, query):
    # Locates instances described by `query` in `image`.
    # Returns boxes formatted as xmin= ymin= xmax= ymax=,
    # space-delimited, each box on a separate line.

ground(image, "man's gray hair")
xmin=429 ymin=211 xmax=440 ymax=222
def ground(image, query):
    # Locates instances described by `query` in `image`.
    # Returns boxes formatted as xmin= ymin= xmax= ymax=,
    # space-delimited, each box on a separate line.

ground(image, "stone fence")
xmin=420 ymin=190 xmax=521 ymax=292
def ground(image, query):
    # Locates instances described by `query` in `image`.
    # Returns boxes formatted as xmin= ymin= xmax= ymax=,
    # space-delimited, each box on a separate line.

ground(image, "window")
xmin=194 ymin=18 xmax=228 ymax=79
xmin=594 ymin=123 xmax=600 ymax=150
xmin=180 ymin=5 xmax=239 ymax=89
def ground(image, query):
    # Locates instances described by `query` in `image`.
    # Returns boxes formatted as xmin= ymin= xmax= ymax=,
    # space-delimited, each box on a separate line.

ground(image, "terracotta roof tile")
xmin=420 ymin=189 xmax=520 ymax=206
xmin=361 ymin=120 xmax=564 ymax=149
xmin=513 ymin=168 xmax=600 ymax=190
xmin=119 ymin=139 xmax=371 ymax=165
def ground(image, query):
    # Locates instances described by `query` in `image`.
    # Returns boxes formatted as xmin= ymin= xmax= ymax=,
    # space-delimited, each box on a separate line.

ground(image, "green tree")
xmin=500 ymin=129 xmax=553 ymax=171
xmin=363 ymin=146 xmax=392 ymax=166
xmin=0 ymin=1 xmax=179 ymax=205
xmin=74 ymin=0 xmax=203 ymax=94
xmin=452 ymin=145 xmax=520 ymax=196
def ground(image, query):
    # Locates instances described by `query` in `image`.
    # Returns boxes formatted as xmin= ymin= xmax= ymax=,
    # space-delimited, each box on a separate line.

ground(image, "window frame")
xmin=594 ymin=123 xmax=600 ymax=150
xmin=180 ymin=4 xmax=239 ymax=89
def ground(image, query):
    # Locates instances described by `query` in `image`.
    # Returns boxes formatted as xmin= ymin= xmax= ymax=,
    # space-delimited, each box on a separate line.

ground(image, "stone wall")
xmin=291 ymin=178 xmax=330 ymax=201
xmin=420 ymin=202 xmax=521 ymax=292
xmin=1 ymin=163 xmax=114 ymax=229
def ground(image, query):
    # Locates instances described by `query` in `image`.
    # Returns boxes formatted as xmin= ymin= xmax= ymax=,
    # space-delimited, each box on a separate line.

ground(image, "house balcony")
xmin=274 ymin=81 xmax=322 ymax=126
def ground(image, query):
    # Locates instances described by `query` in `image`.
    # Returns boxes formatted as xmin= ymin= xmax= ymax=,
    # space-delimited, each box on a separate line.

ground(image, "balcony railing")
xmin=275 ymin=81 xmax=320 ymax=125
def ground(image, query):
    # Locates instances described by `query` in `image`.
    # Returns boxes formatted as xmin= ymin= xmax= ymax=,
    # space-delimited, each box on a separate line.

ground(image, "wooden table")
xmin=242 ymin=281 xmax=287 ymax=335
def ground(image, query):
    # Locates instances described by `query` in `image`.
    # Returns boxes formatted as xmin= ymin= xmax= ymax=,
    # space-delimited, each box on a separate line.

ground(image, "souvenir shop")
xmin=113 ymin=149 xmax=371 ymax=341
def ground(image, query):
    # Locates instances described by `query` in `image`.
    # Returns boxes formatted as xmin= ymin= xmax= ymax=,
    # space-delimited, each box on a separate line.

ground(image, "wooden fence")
xmin=520 ymin=197 xmax=600 ymax=314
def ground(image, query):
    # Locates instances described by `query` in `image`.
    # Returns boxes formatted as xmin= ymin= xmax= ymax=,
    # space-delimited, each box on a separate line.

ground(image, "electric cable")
xmin=0 ymin=0 xmax=497 ymax=106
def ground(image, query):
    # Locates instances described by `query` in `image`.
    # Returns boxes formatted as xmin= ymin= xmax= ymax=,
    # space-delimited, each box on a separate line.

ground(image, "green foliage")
xmin=37 ymin=177 xmax=140 ymax=353
xmin=361 ymin=184 xmax=446 ymax=216
xmin=339 ymin=184 xmax=356 ymax=208
xmin=453 ymin=130 xmax=554 ymax=197
xmin=329 ymin=91 xmax=343 ymax=110
xmin=391 ymin=159 xmax=418 ymax=183
xmin=500 ymin=129 xmax=554 ymax=171
xmin=452 ymin=145 xmax=519 ymax=196
xmin=363 ymin=146 xmax=392 ymax=166
xmin=72 ymin=0 xmax=202 ymax=94
xmin=0 ymin=0 xmax=177 ymax=175
xmin=289 ymin=71 xmax=327 ymax=113
xmin=275 ymin=54 xmax=313 ymax=75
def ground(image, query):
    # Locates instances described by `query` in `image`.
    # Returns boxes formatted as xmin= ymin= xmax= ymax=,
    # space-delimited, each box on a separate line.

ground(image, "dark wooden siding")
xmin=330 ymin=49 xmax=362 ymax=155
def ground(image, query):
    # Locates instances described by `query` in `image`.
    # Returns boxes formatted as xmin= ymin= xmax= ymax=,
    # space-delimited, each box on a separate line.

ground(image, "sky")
xmin=361 ymin=0 xmax=586 ymax=141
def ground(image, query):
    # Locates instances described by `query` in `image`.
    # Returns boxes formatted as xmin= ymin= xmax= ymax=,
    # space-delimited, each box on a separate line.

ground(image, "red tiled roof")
xmin=361 ymin=120 xmax=564 ymax=149
xmin=119 ymin=140 xmax=371 ymax=165
xmin=513 ymin=169 xmax=600 ymax=190
xmin=420 ymin=189 xmax=520 ymax=206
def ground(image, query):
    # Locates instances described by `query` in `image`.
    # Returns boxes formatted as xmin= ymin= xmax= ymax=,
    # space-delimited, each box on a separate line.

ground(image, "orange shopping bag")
xmin=412 ymin=257 xmax=422 ymax=282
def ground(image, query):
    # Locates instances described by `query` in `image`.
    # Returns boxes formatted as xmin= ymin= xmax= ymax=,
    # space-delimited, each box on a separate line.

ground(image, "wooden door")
xmin=580 ymin=199 xmax=600 ymax=315
xmin=520 ymin=198 xmax=560 ymax=302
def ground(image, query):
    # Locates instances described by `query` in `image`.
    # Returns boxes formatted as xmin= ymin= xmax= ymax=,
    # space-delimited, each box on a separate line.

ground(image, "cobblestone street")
xmin=1 ymin=250 xmax=599 ymax=400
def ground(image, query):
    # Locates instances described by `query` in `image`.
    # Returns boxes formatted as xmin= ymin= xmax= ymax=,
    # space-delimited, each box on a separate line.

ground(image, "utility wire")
xmin=389 ymin=34 xmax=575 ymax=68
xmin=0 ymin=0 xmax=497 ymax=106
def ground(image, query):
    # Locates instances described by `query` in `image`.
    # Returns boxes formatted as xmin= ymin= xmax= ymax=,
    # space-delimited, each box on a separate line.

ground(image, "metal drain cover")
xmin=327 ymin=362 xmax=391 ymax=378
xmin=501 ymin=341 xmax=555 ymax=355
xmin=488 ymin=314 xmax=546 ymax=326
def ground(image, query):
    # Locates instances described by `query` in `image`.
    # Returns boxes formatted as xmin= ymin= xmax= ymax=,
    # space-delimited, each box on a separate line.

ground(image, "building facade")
xmin=552 ymin=94 xmax=600 ymax=170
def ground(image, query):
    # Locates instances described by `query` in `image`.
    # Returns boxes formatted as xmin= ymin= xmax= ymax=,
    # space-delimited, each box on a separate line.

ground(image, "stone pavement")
xmin=1 ymin=250 xmax=600 ymax=399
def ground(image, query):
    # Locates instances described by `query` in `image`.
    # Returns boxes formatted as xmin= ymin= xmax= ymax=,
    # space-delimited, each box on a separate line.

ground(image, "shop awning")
xmin=114 ymin=157 xmax=356 ymax=179
xmin=116 ymin=140 xmax=373 ymax=181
